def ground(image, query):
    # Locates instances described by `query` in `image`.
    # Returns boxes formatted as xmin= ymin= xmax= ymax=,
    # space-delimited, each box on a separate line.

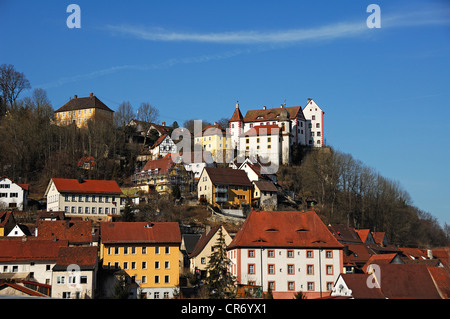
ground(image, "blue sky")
xmin=1 ymin=0 xmax=449 ymax=226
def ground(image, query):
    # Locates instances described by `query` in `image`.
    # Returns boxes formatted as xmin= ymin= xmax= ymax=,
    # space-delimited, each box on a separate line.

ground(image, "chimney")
xmin=90 ymin=92 xmax=94 ymax=97
xmin=77 ymin=177 xmax=85 ymax=184
xmin=263 ymin=106 xmax=266 ymax=110
xmin=74 ymin=95 xmax=77 ymax=99
xmin=162 ymin=122 xmax=165 ymax=126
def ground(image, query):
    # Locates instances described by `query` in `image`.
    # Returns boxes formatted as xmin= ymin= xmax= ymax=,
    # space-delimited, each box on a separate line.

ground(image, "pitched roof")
xmin=0 ymin=211 xmax=14 ymax=228
xmin=427 ymin=266 xmax=450 ymax=299
xmin=339 ymin=274 xmax=385 ymax=299
xmin=55 ymin=94 xmax=113 ymax=113
xmin=230 ymin=105 xmax=244 ymax=122
xmin=328 ymin=224 xmax=363 ymax=244
xmin=253 ymin=180 xmax=277 ymax=192
xmin=49 ymin=178 xmax=122 ymax=195
xmin=228 ymin=210 xmax=344 ymax=249
xmin=195 ymin=123 xmax=227 ymax=137
xmin=100 ymin=222 xmax=181 ymax=244
xmin=142 ymin=156 xmax=173 ymax=174
xmin=362 ymin=253 xmax=399 ymax=272
xmin=37 ymin=220 xmax=92 ymax=244
xmin=204 ymin=167 xmax=252 ymax=187
xmin=0 ymin=282 xmax=48 ymax=297
xmin=0 ymin=176 xmax=29 ymax=191
xmin=243 ymin=106 xmax=303 ymax=123
xmin=372 ymin=232 xmax=387 ymax=245
xmin=242 ymin=124 xmax=280 ymax=136
xmin=189 ymin=225 xmax=221 ymax=258
xmin=355 ymin=229 xmax=371 ymax=243
xmin=53 ymin=246 xmax=98 ymax=271
xmin=343 ymin=243 xmax=372 ymax=266
xmin=0 ymin=238 xmax=68 ymax=262
xmin=151 ymin=134 xmax=169 ymax=149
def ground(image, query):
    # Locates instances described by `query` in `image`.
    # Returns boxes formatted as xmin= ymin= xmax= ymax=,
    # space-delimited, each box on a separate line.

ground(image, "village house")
xmin=188 ymin=225 xmax=233 ymax=278
xmin=149 ymin=134 xmax=178 ymax=160
xmin=99 ymin=222 xmax=182 ymax=299
xmin=54 ymin=92 xmax=114 ymax=128
xmin=252 ymin=180 xmax=278 ymax=210
xmin=44 ymin=178 xmax=123 ymax=220
xmin=0 ymin=237 xmax=69 ymax=285
xmin=194 ymin=123 xmax=231 ymax=163
xmin=197 ymin=167 xmax=252 ymax=208
xmin=133 ymin=154 xmax=193 ymax=196
xmin=51 ymin=246 xmax=98 ymax=299
xmin=227 ymin=210 xmax=344 ymax=299
xmin=0 ymin=176 xmax=29 ymax=211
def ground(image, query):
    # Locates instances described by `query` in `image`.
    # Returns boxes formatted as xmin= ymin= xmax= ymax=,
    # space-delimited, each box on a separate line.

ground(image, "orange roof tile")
xmin=0 ymin=238 xmax=68 ymax=262
xmin=228 ymin=210 xmax=344 ymax=249
xmin=51 ymin=178 xmax=122 ymax=195
xmin=242 ymin=124 xmax=280 ymax=136
xmin=53 ymin=246 xmax=98 ymax=270
xmin=100 ymin=222 xmax=181 ymax=244
xmin=37 ymin=220 xmax=92 ymax=244
xmin=142 ymin=156 xmax=173 ymax=174
xmin=243 ymin=106 xmax=303 ymax=123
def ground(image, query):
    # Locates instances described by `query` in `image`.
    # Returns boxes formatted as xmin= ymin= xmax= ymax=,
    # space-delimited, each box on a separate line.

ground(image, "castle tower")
xmin=229 ymin=101 xmax=244 ymax=152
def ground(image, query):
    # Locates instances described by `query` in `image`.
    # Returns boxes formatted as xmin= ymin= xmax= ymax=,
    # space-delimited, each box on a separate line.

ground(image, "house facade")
xmin=44 ymin=178 xmax=123 ymax=219
xmin=197 ymin=167 xmax=252 ymax=207
xmin=227 ymin=210 xmax=344 ymax=299
xmin=149 ymin=134 xmax=178 ymax=160
xmin=54 ymin=93 xmax=114 ymax=128
xmin=194 ymin=123 xmax=231 ymax=163
xmin=100 ymin=222 xmax=182 ymax=299
xmin=0 ymin=177 xmax=29 ymax=210
xmin=51 ymin=246 xmax=98 ymax=299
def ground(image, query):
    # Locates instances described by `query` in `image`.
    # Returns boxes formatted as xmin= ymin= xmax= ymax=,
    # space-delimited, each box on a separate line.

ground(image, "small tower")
xmin=229 ymin=101 xmax=244 ymax=152
xmin=279 ymin=107 xmax=291 ymax=165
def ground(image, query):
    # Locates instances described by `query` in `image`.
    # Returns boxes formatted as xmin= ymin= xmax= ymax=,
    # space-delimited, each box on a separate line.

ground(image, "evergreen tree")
xmin=204 ymin=227 xmax=236 ymax=299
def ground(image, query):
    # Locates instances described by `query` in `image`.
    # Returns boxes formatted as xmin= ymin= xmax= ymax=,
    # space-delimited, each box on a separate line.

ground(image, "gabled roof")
xmin=53 ymin=246 xmax=98 ymax=271
xmin=0 ymin=176 xmax=29 ymax=191
xmin=243 ymin=106 xmax=304 ymax=123
xmin=189 ymin=225 xmax=221 ymax=258
xmin=195 ymin=124 xmax=227 ymax=137
xmin=204 ymin=167 xmax=252 ymax=187
xmin=228 ymin=210 xmax=344 ymax=249
xmin=48 ymin=178 xmax=123 ymax=195
xmin=355 ymin=229 xmax=372 ymax=243
xmin=338 ymin=274 xmax=385 ymax=299
xmin=0 ymin=238 xmax=68 ymax=262
xmin=151 ymin=134 xmax=170 ymax=149
xmin=343 ymin=243 xmax=372 ymax=266
xmin=362 ymin=253 xmax=400 ymax=272
xmin=328 ymin=224 xmax=363 ymax=244
xmin=142 ymin=156 xmax=174 ymax=174
xmin=230 ymin=104 xmax=244 ymax=122
xmin=55 ymin=94 xmax=113 ymax=113
xmin=37 ymin=220 xmax=92 ymax=244
xmin=242 ymin=124 xmax=280 ymax=137
xmin=100 ymin=222 xmax=181 ymax=244
xmin=253 ymin=180 xmax=277 ymax=192
xmin=428 ymin=266 xmax=450 ymax=299
xmin=372 ymin=232 xmax=387 ymax=246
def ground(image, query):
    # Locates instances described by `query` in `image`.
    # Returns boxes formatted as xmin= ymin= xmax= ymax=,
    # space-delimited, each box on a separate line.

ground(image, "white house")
xmin=0 ymin=176 xmax=29 ymax=210
xmin=149 ymin=134 xmax=178 ymax=160
xmin=227 ymin=210 xmax=343 ymax=299
xmin=44 ymin=178 xmax=123 ymax=219
xmin=302 ymin=99 xmax=325 ymax=147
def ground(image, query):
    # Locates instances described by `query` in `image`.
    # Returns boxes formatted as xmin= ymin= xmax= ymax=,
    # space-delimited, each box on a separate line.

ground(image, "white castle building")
xmin=229 ymin=99 xmax=324 ymax=166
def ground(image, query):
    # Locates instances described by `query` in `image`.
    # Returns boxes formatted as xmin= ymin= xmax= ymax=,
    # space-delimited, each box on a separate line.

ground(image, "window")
xmin=327 ymin=282 xmax=334 ymax=291
xmin=287 ymin=264 xmax=295 ymax=275
xmin=288 ymin=281 xmax=295 ymax=291
xmin=62 ymin=292 xmax=71 ymax=299
xmin=326 ymin=251 xmax=333 ymax=258
xmin=248 ymin=250 xmax=255 ymax=258
xmin=124 ymin=247 xmax=129 ymax=255
xmin=155 ymin=276 xmax=160 ymax=284
xmin=316 ymin=123 xmax=320 ymax=128
xmin=57 ymin=276 xmax=65 ymax=285
xmin=68 ymin=275 xmax=77 ymax=284
xmin=267 ymin=137 xmax=271 ymax=142
xmin=268 ymin=264 xmax=275 ymax=274
xmin=307 ymin=250 xmax=313 ymax=258
xmin=154 ymin=292 xmax=160 ymax=299
xmin=142 ymin=262 xmax=147 ymax=269
xmin=10 ymin=193 xmax=18 ymax=198
xmin=123 ymin=262 xmax=128 ymax=269
xmin=80 ymin=276 xmax=88 ymax=284
xmin=307 ymin=265 xmax=314 ymax=275
xmin=155 ymin=261 xmax=160 ymax=269
xmin=267 ymin=250 xmax=275 ymax=258
xmin=246 ymin=138 xmax=249 ymax=144
xmin=165 ymin=246 xmax=170 ymax=254
xmin=268 ymin=281 xmax=275 ymax=291
xmin=312 ymin=115 xmax=316 ymax=120
xmin=248 ymin=264 xmax=255 ymax=274
xmin=307 ymin=282 xmax=315 ymax=291
xmin=131 ymin=262 xmax=136 ymax=269
xmin=287 ymin=250 xmax=294 ymax=258
xmin=142 ymin=247 xmax=147 ymax=254
xmin=155 ymin=246 xmax=160 ymax=254
xmin=142 ymin=276 xmax=147 ymax=284
xmin=164 ymin=275 xmax=170 ymax=283
xmin=131 ymin=247 xmax=136 ymax=254
xmin=165 ymin=261 xmax=170 ymax=269
xmin=114 ymin=247 xmax=120 ymax=255
xmin=326 ymin=265 xmax=333 ymax=275
xmin=92 ymin=207 xmax=96 ymax=214
xmin=85 ymin=207 xmax=90 ymax=214
xmin=164 ymin=292 xmax=169 ymax=299
xmin=201 ymin=257 xmax=206 ymax=264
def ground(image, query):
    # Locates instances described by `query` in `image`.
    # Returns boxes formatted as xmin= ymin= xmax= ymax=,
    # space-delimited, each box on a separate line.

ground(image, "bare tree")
xmin=137 ymin=102 xmax=159 ymax=124
xmin=0 ymin=64 xmax=31 ymax=114
xmin=115 ymin=101 xmax=134 ymax=128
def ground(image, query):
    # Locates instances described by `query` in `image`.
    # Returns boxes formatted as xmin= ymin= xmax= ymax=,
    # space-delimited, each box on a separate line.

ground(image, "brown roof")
xmin=0 ymin=238 xmax=68 ymax=262
xmin=0 ymin=211 xmax=14 ymax=228
xmin=53 ymin=246 xmax=98 ymax=271
xmin=204 ymin=167 xmax=251 ymax=187
xmin=328 ymin=224 xmax=363 ymax=244
xmin=362 ymin=253 xmax=399 ymax=272
xmin=339 ymin=274 xmax=385 ymax=299
xmin=100 ymin=222 xmax=181 ymax=244
xmin=253 ymin=180 xmax=277 ymax=192
xmin=428 ymin=266 xmax=450 ymax=299
xmin=50 ymin=178 xmax=123 ymax=195
xmin=230 ymin=105 xmax=244 ymax=122
xmin=228 ymin=210 xmax=344 ymax=249
xmin=343 ymin=244 xmax=372 ymax=266
xmin=37 ymin=220 xmax=92 ymax=244
xmin=142 ymin=156 xmax=173 ymax=174
xmin=243 ymin=106 xmax=304 ymax=123
xmin=189 ymin=225 xmax=221 ymax=258
xmin=55 ymin=94 xmax=114 ymax=113
xmin=0 ymin=282 xmax=48 ymax=297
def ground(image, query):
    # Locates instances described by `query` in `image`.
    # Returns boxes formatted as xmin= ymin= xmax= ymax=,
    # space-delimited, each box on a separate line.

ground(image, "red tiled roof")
xmin=243 ymin=106 xmax=303 ymax=123
xmin=228 ymin=210 xmax=344 ymax=249
xmin=0 ymin=282 xmax=48 ymax=297
xmin=55 ymin=94 xmax=114 ymax=113
xmin=0 ymin=238 xmax=68 ymax=262
xmin=242 ymin=124 xmax=280 ymax=136
xmin=372 ymin=232 xmax=386 ymax=245
xmin=428 ymin=266 xmax=450 ymax=299
xmin=230 ymin=106 xmax=244 ymax=122
xmin=431 ymin=248 xmax=450 ymax=266
xmin=343 ymin=244 xmax=372 ymax=266
xmin=0 ymin=176 xmax=29 ymax=191
xmin=204 ymin=167 xmax=252 ymax=187
xmin=37 ymin=220 xmax=92 ymax=244
xmin=100 ymin=222 xmax=181 ymax=244
xmin=355 ymin=229 xmax=371 ymax=243
xmin=53 ymin=246 xmax=98 ymax=270
xmin=339 ymin=274 xmax=385 ymax=299
xmin=142 ymin=156 xmax=174 ymax=174
xmin=362 ymin=253 xmax=399 ymax=273
xmin=51 ymin=178 xmax=122 ymax=195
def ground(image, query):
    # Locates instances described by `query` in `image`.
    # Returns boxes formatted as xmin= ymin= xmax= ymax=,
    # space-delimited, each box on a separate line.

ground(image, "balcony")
xmin=215 ymin=195 xmax=228 ymax=203
xmin=214 ymin=186 xmax=228 ymax=194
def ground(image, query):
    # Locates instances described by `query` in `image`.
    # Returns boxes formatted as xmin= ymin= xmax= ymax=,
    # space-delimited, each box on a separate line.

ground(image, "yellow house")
xmin=194 ymin=123 xmax=231 ymax=163
xmin=197 ymin=167 xmax=252 ymax=207
xmin=54 ymin=93 xmax=114 ymax=128
xmin=100 ymin=222 xmax=182 ymax=299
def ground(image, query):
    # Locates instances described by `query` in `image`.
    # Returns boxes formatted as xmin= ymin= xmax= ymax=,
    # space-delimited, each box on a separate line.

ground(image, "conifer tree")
xmin=204 ymin=227 xmax=236 ymax=299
